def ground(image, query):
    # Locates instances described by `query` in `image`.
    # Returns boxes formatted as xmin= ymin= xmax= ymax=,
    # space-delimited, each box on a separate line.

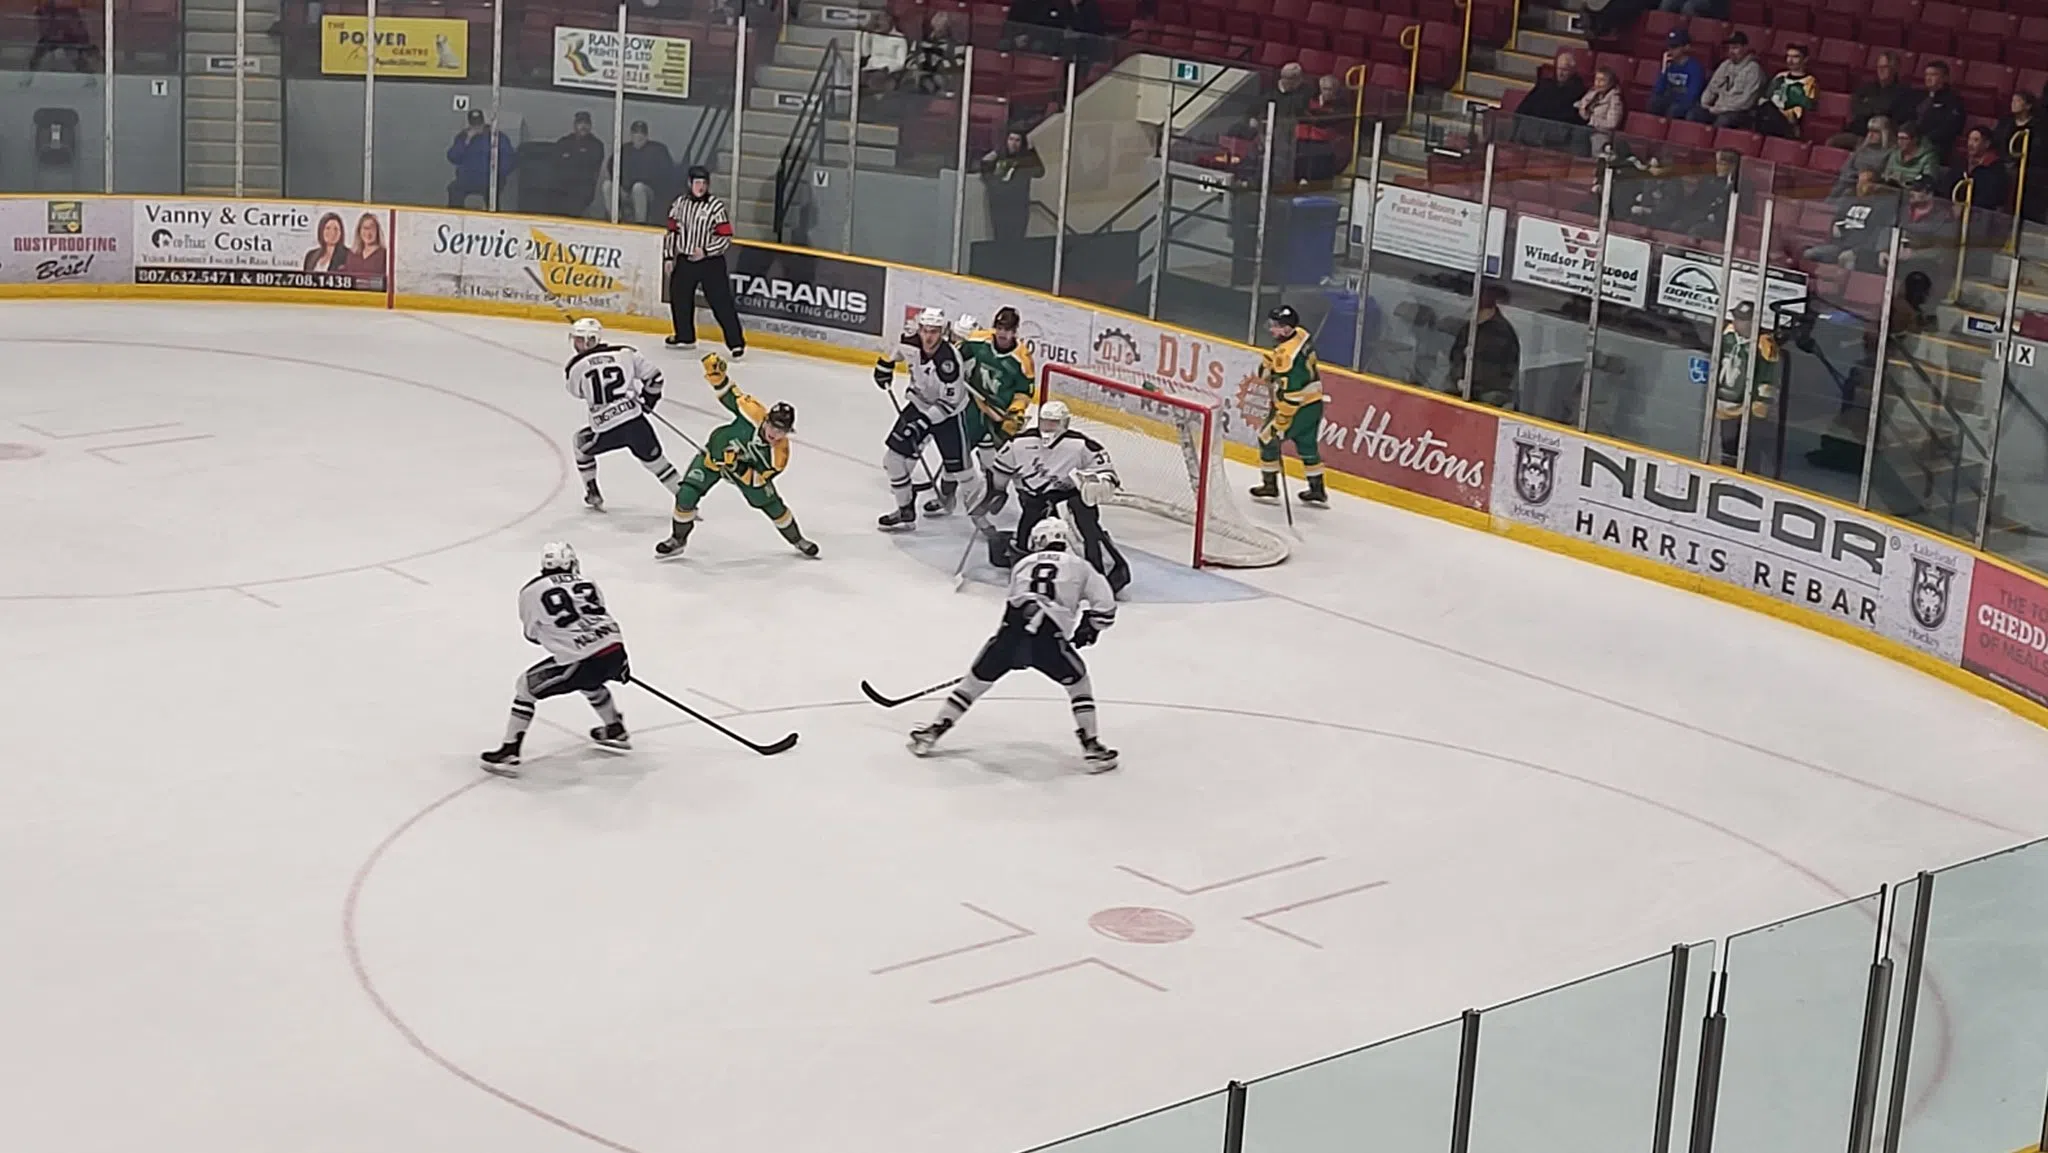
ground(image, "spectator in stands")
xmin=1577 ymin=66 xmax=1626 ymax=158
xmin=1954 ymin=126 xmax=2010 ymax=214
xmin=1756 ymin=44 xmax=1818 ymax=140
xmin=1831 ymin=115 xmax=1894 ymax=199
xmin=858 ymin=9 xmax=911 ymax=97
xmin=445 ymin=109 xmax=517 ymax=210
xmin=1296 ymin=74 xmax=1351 ymax=180
xmin=1883 ymin=122 xmax=1939 ymax=189
xmin=980 ymin=129 xmax=1046 ymax=243
xmin=1829 ymin=51 xmax=1914 ymax=149
xmin=1003 ymin=0 xmax=1074 ymax=55
xmin=1994 ymin=91 xmax=2045 ymax=222
xmin=1806 ymin=167 xmax=1898 ymax=270
xmin=1271 ymin=62 xmax=1315 ymax=121
xmin=1516 ymin=50 xmax=1588 ymax=149
xmin=1911 ymin=61 xmax=1966 ymax=160
xmin=1648 ymin=30 xmax=1707 ymax=120
xmin=1890 ymin=269 xmax=1935 ymax=338
xmin=1621 ymin=153 xmax=1677 ymax=223
xmin=1658 ymin=0 xmax=1723 ymax=16
xmin=1691 ymin=32 xmax=1762 ymax=128
xmin=1447 ymin=284 xmax=1521 ymax=409
xmin=1653 ymin=148 xmax=1738 ymax=239
xmin=605 ymin=121 xmax=676 ymax=225
xmin=25 ymin=0 xmax=101 ymax=80
xmin=909 ymin=10 xmax=965 ymax=94
xmin=555 ymin=111 xmax=608 ymax=217
xmin=1715 ymin=301 xmax=1777 ymax=468
xmin=1894 ymin=176 xmax=1954 ymax=278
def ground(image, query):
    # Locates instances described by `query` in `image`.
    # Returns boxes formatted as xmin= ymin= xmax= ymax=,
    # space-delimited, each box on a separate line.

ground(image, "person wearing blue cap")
xmin=1648 ymin=29 xmax=1707 ymax=120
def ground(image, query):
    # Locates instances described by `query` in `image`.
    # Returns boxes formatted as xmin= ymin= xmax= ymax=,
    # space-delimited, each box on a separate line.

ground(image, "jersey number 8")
xmin=539 ymin=582 xmax=605 ymax=627
xmin=1028 ymin=562 xmax=1060 ymax=600
xmin=584 ymin=363 xmax=627 ymax=403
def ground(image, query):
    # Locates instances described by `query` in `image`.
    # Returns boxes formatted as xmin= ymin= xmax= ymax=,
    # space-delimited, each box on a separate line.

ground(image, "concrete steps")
xmin=182 ymin=0 xmax=283 ymax=195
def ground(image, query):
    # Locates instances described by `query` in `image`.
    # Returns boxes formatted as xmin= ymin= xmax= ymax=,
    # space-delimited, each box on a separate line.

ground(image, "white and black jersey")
xmin=994 ymin=428 xmax=1116 ymax=499
xmin=519 ymin=571 xmax=625 ymax=662
xmin=882 ymin=333 xmax=969 ymax=421
xmin=1005 ymin=547 xmax=1116 ymax=640
xmin=567 ymin=344 xmax=665 ymax=435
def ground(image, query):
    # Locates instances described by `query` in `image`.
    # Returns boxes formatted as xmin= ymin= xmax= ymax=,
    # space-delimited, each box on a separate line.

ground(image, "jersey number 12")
xmin=583 ymin=363 xmax=627 ymax=403
xmin=540 ymin=582 xmax=605 ymax=627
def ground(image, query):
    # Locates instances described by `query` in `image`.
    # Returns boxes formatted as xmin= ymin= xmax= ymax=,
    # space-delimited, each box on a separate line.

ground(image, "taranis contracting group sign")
xmin=1492 ymin=421 xmax=1973 ymax=660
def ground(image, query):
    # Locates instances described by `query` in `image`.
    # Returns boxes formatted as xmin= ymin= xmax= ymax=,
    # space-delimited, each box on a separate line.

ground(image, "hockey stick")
xmin=647 ymin=406 xmax=707 ymax=454
xmin=860 ymin=677 xmax=962 ymax=708
xmin=881 ymin=383 xmax=943 ymax=496
xmin=627 ymin=675 xmax=798 ymax=755
xmin=1263 ymin=377 xmax=1297 ymax=531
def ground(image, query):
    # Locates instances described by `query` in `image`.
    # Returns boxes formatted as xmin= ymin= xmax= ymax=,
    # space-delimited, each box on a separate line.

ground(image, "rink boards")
xmin=5 ymin=191 xmax=2046 ymax=730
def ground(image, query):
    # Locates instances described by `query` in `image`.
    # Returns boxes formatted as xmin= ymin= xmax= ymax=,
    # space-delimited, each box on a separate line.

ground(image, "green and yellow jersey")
xmin=1262 ymin=327 xmax=1323 ymax=409
xmin=958 ymin=331 xmax=1037 ymax=442
xmin=705 ymin=372 xmax=790 ymax=488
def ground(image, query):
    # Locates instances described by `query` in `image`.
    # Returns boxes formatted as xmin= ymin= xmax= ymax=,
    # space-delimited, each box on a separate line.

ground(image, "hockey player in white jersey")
xmin=480 ymin=542 xmax=633 ymax=775
xmin=565 ymin=317 xmax=684 ymax=511
xmin=976 ymin=400 xmax=1132 ymax=594
xmin=910 ymin=519 xmax=1119 ymax=772
xmin=874 ymin=307 xmax=982 ymax=530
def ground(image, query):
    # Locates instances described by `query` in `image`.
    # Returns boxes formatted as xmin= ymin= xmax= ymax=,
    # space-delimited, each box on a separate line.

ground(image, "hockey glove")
xmin=1072 ymin=468 xmax=1119 ymax=507
xmin=874 ymin=359 xmax=896 ymax=388
xmin=1072 ymin=622 xmax=1098 ymax=648
xmin=641 ymin=389 xmax=662 ymax=413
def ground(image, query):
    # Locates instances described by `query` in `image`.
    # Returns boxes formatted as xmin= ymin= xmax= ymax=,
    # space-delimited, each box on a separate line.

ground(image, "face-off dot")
xmin=1088 ymin=907 xmax=1195 ymax=944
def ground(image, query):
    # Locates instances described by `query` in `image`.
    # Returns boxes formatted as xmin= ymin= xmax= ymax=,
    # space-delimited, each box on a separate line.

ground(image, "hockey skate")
xmin=1299 ymin=476 xmax=1328 ymax=506
xmin=590 ymin=721 xmax=632 ymax=751
xmin=479 ymin=736 xmax=524 ymax=777
xmin=908 ymin=718 xmax=953 ymax=756
xmin=584 ymin=481 xmax=605 ymax=511
xmin=877 ymin=505 xmax=917 ymax=532
xmin=1079 ymin=734 xmax=1119 ymax=773
xmin=655 ymin=521 xmax=695 ymax=558
xmin=792 ymin=537 xmax=820 ymax=557
xmin=922 ymin=480 xmax=958 ymax=516
xmin=1248 ymin=474 xmax=1280 ymax=502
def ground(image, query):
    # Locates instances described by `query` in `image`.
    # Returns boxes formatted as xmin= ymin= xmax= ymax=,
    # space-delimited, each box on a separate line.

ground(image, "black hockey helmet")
xmin=687 ymin=164 xmax=712 ymax=193
xmin=765 ymin=401 xmax=796 ymax=432
xmin=992 ymin=305 xmax=1021 ymax=330
xmin=1268 ymin=304 xmax=1301 ymax=330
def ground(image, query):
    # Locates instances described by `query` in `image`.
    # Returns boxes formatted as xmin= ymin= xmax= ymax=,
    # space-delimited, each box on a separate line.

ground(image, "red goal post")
xmin=1038 ymin=363 xmax=1290 ymax=569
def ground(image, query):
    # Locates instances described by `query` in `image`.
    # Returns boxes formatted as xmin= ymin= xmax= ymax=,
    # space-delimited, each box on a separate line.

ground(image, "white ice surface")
xmin=1 ymin=302 xmax=2045 ymax=1153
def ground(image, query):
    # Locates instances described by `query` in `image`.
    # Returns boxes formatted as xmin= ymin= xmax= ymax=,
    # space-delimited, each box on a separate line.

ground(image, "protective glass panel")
xmin=1466 ymin=952 xmax=1676 ymax=1153
xmin=1982 ymin=245 xmax=2048 ymax=572
xmin=363 ymin=1 xmax=494 ymax=209
xmin=838 ymin=17 xmax=968 ymax=270
xmin=958 ymin=35 xmax=1092 ymax=293
xmin=1892 ymin=839 xmax=2048 ymax=1153
xmin=1257 ymin=80 xmax=1391 ymax=366
xmin=1020 ymin=1090 xmax=1231 ymax=1153
xmin=737 ymin=10 xmax=852 ymax=247
xmin=4 ymin=0 xmax=112 ymax=194
xmin=1151 ymin=50 xmax=1274 ymax=331
xmin=612 ymin=9 xmax=738 ymax=228
xmin=281 ymin=0 xmax=365 ymax=202
xmin=1864 ymin=198 xmax=2012 ymax=542
xmin=1057 ymin=43 xmax=1157 ymax=313
xmin=1713 ymin=890 xmax=1884 ymax=1153
xmin=110 ymin=0 xmax=182 ymax=195
xmin=1240 ymin=1017 xmax=1462 ymax=1153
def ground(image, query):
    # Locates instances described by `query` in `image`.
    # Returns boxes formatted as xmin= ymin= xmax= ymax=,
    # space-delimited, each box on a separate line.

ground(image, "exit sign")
xmin=1172 ymin=61 xmax=1200 ymax=82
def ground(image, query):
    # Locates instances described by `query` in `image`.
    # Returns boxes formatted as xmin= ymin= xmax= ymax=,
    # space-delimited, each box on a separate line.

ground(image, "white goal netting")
xmin=1041 ymin=364 xmax=1290 ymax=569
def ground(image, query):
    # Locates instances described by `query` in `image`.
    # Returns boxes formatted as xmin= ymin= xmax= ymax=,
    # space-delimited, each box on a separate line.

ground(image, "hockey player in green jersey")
xmin=1248 ymin=304 xmax=1328 ymax=506
xmin=655 ymin=353 xmax=819 ymax=559
xmin=932 ymin=306 xmax=1037 ymax=516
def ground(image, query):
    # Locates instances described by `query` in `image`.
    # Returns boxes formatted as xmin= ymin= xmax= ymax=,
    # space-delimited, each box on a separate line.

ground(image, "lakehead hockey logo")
xmin=1512 ymin=438 xmax=1559 ymax=506
xmin=1910 ymin=555 xmax=1956 ymax=630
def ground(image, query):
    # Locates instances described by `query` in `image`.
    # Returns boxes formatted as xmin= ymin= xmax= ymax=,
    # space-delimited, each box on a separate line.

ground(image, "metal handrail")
xmin=1950 ymin=173 xmax=1975 ymax=302
xmin=773 ymin=38 xmax=845 ymax=242
xmin=1455 ymin=0 xmax=1474 ymax=94
xmin=1401 ymin=24 xmax=1422 ymax=126
xmin=2010 ymin=125 xmax=2032 ymax=252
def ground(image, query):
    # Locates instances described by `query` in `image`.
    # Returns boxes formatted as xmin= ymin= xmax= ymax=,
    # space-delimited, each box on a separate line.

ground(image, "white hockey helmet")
xmin=951 ymin=313 xmax=978 ymax=341
xmin=1037 ymin=399 xmax=1071 ymax=437
xmin=1029 ymin=518 xmax=1071 ymax=553
xmin=539 ymin=541 xmax=580 ymax=575
xmin=570 ymin=317 xmax=604 ymax=351
xmin=915 ymin=306 xmax=947 ymax=331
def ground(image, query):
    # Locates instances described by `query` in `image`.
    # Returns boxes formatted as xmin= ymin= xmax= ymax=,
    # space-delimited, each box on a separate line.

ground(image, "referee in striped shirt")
xmin=665 ymin=164 xmax=746 ymax=356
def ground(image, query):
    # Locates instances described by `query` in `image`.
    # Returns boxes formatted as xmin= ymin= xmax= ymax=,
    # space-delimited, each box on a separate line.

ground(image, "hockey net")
xmin=1041 ymin=363 xmax=1290 ymax=569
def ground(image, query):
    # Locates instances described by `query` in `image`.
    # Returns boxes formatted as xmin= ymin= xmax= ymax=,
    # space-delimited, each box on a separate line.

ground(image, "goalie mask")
xmin=1037 ymin=400 xmax=1072 ymax=437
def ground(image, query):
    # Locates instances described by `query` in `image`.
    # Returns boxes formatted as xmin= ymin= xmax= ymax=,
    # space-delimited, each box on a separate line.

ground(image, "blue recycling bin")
xmin=1317 ymin=287 xmax=1382 ymax=369
xmin=1274 ymin=195 xmax=1339 ymax=286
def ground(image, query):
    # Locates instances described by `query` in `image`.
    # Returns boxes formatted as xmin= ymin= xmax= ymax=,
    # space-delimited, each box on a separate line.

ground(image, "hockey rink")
xmin=5 ymin=301 xmax=2048 ymax=1153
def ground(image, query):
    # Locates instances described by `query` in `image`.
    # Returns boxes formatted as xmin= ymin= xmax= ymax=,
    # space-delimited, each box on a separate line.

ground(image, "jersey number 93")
xmin=540 ymin=582 xmax=606 ymax=627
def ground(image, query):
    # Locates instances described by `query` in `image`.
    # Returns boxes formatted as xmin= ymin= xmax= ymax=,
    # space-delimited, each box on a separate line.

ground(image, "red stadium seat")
xmin=1259 ymin=18 xmax=1296 ymax=45
xmin=1224 ymin=9 xmax=1258 ymax=39
xmin=1963 ymin=61 xmax=2017 ymax=119
xmin=1761 ymin=136 xmax=1812 ymax=167
xmin=1813 ymin=0 xmax=1863 ymax=42
xmin=1714 ymin=126 xmax=1763 ymax=156
xmin=1304 ymin=0 xmax=1338 ymax=27
xmin=1500 ymin=86 xmax=1528 ymax=116
xmin=1339 ymin=6 xmax=1375 ymax=35
xmin=1256 ymin=40 xmax=1292 ymax=69
xmin=1625 ymin=111 xmax=1670 ymax=140
xmin=2013 ymin=20 xmax=2048 ymax=72
xmin=1272 ymin=0 xmax=1309 ymax=20
xmin=1809 ymin=89 xmax=1852 ymax=141
xmin=1967 ymin=10 xmax=2020 ymax=60
xmin=1298 ymin=47 xmax=1335 ymax=76
xmin=1814 ymin=38 xmax=1860 ymax=92
xmin=1668 ymin=118 xmax=1715 ymax=151
xmin=1811 ymin=144 xmax=1853 ymax=173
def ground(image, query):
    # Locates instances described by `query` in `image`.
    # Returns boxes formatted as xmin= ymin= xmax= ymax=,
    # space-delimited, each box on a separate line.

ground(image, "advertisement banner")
xmin=1490 ymin=420 xmax=1974 ymax=659
xmin=394 ymin=210 xmax=660 ymax=317
xmin=321 ymin=16 xmax=469 ymax=77
xmin=0 ymin=198 xmax=132 ymax=285
xmin=727 ymin=243 xmax=887 ymax=341
xmin=1962 ymin=561 xmax=2048 ymax=706
xmin=1318 ymin=370 xmax=1497 ymax=511
xmin=1656 ymin=251 xmax=1808 ymax=321
xmin=882 ymin=267 xmax=1091 ymax=375
xmin=553 ymin=26 xmax=692 ymax=99
xmin=1510 ymin=216 xmax=1652 ymax=308
xmin=135 ymin=201 xmax=389 ymax=292
xmin=1353 ymin=183 xmax=1507 ymax=276
xmin=1084 ymin=316 xmax=1268 ymax=443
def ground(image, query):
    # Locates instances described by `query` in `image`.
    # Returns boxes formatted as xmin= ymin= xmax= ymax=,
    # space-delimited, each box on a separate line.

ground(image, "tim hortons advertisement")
xmin=1962 ymin=560 xmax=2048 ymax=707
xmin=1084 ymin=316 xmax=1268 ymax=443
xmin=395 ymin=210 xmax=660 ymax=318
xmin=726 ymin=243 xmax=887 ymax=341
xmin=1491 ymin=420 xmax=1975 ymax=660
xmin=0 ymin=198 xmax=131 ymax=285
xmin=1510 ymin=215 xmax=1652 ymax=309
xmin=882 ymin=268 xmax=1090 ymax=371
xmin=136 ymin=201 xmax=389 ymax=293
xmin=1317 ymin=371 xmax=1497 ymax=511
